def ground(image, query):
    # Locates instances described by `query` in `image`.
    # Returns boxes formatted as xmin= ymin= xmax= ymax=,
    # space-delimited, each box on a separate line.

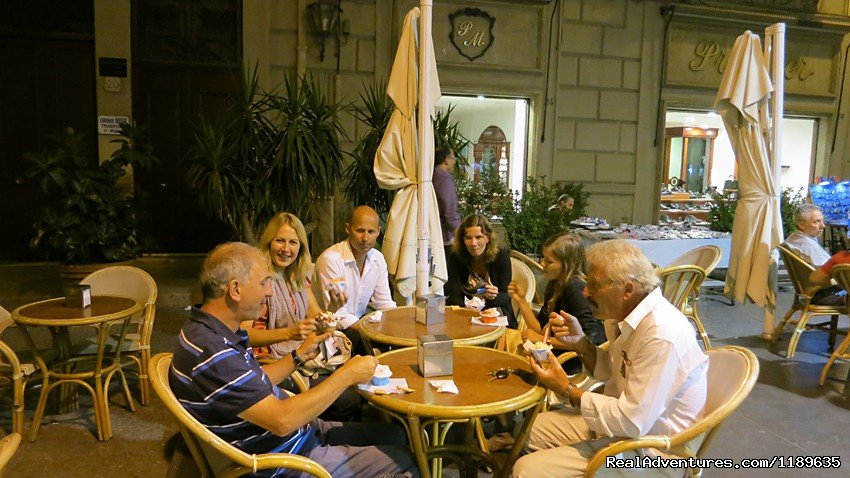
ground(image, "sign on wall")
xmin=449 ymin=8 xmax=495 ymax=62
xmin=97 ymin=115 xmax=130 ymax=135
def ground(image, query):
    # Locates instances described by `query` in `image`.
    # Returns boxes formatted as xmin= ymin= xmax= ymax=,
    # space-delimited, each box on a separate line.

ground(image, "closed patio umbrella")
xmin=715 ymin=29 xmax=784 ymax=336
xmin=374 ymin=2 xmax=446 ymax=301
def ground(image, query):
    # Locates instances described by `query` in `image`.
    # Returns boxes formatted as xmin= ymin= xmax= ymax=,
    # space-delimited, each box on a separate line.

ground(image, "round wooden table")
xmin=12 ymin=295 xmax=142 ymax=441
xmin=358 ymin=306 xmax=506 ymax=353
xmin=359 ymin=346 xmax=546 ymax=478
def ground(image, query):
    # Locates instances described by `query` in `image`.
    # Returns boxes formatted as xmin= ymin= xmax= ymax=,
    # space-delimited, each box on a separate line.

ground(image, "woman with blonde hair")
xmin=509 ymin=232 xmax=604 ymax=347
xmin=253 ymin=212 xmax=358 ymax=420
xmin=445 ymin=214 xmax=515 ymax=327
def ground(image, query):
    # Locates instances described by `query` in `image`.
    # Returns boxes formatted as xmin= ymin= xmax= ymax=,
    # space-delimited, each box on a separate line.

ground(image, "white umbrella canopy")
xmin=374 ymin=5 xmax=446 ymax=301
xmin=714 ymin=31 xmax=784 ymax=314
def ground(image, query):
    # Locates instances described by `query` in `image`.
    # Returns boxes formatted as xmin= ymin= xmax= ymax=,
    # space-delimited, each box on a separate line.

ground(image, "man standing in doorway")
xmin=433 ymin=146 xmax=461 ymax=259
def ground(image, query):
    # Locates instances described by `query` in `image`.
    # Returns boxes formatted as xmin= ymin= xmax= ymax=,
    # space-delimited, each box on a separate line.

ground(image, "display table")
xmin=627 ymin=237 xmax=731 ymax=269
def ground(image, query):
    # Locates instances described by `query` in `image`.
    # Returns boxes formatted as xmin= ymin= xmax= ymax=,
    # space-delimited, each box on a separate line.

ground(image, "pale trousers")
xmin=513 ymin=407 xmax=683 ymax=478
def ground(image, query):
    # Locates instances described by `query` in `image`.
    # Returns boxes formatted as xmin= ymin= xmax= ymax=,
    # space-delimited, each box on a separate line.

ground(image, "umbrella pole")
xmin=762 ymin=22 xmax=785 ymax=340
xmin=416 ymin=0 xmax=434 ymax=297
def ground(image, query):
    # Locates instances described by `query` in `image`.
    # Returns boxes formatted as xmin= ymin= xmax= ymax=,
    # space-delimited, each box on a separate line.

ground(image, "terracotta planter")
xmin=60 ymin=260 xmax=136 ymax=295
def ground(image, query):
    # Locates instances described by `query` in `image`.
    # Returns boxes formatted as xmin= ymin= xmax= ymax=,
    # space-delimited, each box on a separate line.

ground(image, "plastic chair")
xmin=584 ymin=346 xmax=759 ymax=477
xmin=819 ymin=264 xmax=850 ymax=385
xmin=0 ymin=306 xmax=36 ymax=436
xmin=0 ymin=432 xmax=21 ymax=475
xmin=774 ymin=245 xmax=845 ymax=358
xmin=667 ymin=245 xmax=722 ymax=348
xmin=510 ymin=257 xmax=537 ymax=334
xmin=149 ymin=353 xmax=331 ymax=478
xmin=657 ymin=265 xmax=710 ymax=348
xmin=81 ymin=266 xmax=157 ymax=406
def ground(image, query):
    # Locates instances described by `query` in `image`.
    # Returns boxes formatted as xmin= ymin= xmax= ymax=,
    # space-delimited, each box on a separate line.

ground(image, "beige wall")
xmin=90 ymin=0 xmax=850 ymax=241
xmin=93 ymin=0 xmax=132 ymax=168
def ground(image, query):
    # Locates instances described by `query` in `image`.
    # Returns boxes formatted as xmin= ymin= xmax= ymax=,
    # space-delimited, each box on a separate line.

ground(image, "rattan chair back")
xmin=82 ymin=266 xmax=157 ymax=404
xmin=585 ymin=346 xmax=759 ymax=477
xmin=510 ymin=257 xmax=537 ymax=333
xmin=668 ymin=245 xmax=722 ymax=277
xmin=149 ymin=353 xmax=331 ymax=478
xmin=657 ymin=265 xmax=706 ymax=310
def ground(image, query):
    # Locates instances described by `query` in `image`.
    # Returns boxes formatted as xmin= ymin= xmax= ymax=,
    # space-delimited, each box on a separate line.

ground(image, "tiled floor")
xmin=1 ymin=258 xmax=849 ymax=477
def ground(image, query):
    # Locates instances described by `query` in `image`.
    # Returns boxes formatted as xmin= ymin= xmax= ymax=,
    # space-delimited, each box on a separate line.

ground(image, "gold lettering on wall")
xmin=785 ymin=57 xmax=814 ymax=81
xmin=457 ymin=20 xmax=473 ymax=36
xmin=465 ymin=31 xmax=485 ymax=47
xmin=689 ymin=41 xmax=728 ymax=73
xmin=689 ymin=39 xmax=813 ymax=81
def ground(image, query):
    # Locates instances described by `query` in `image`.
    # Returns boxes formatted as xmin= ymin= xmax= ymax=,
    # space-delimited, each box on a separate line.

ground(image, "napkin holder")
xmin=417 ymin=334 xmax=453 ymax=377
xmin=65 ymin=284 xmax=92 ymax=308
xmin=415 ymin=293 xmax=445 ymax=325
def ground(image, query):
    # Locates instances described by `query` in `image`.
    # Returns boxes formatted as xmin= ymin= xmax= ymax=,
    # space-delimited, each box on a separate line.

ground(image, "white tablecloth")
xmin=626 ymin=238 xmax=731 ymax=269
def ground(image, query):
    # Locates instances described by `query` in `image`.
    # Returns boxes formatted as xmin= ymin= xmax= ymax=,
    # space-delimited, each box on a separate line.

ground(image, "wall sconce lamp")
xmin=307 ymin=0 xmax=349 ymax=62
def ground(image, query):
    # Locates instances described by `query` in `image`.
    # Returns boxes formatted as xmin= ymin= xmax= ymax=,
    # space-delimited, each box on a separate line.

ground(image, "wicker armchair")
xmin=667 ymin=245 xmax=722 ymax=348
xmin=149 ymin=353 xmax=331 ymax=478
xmin=584 ymin=346 xmax=759 ymax=477
xmin=819 ymin=264 xmax=850 ymax=385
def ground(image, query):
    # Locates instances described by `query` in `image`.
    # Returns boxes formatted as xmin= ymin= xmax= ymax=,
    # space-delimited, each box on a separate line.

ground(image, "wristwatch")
xmin=563 ymin=382 xmax=578 ymax=406
xmin=290 ymin=349 xmax=306 ymax=368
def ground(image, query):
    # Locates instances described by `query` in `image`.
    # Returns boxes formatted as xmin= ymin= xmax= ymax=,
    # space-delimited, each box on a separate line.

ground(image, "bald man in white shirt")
xmin=312 ymin=206 xmax=396 ymax=353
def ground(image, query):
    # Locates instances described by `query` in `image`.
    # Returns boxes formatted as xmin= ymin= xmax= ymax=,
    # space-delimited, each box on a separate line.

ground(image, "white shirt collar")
xmin=619 ymin=287 xmax=663 ymax=333
xmin=340 ymin=240 xmax=374 ymax=264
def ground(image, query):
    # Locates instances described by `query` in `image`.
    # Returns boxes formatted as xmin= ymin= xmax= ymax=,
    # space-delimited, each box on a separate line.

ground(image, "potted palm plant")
xmin=27 ymin=123 xmax=157 ymax=282
xmin=187 ymin=68 xmax=345 ymax=244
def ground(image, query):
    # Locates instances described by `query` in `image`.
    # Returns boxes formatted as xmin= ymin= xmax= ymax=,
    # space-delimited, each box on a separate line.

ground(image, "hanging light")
xmin=307 ymin=1 xmax=348 ymax=62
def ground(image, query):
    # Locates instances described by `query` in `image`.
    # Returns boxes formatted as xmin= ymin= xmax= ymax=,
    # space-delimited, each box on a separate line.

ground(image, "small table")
xmin=359 ymin=346 xmax=546 ymax=478
xmin=358 ymin=306 xmax=506 ymax=353
xmin=12 ymin=295 xmax=142 ymax=441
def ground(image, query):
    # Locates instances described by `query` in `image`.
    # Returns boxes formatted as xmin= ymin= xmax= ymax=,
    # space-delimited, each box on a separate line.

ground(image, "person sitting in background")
xmin=784 ymin=203 xmax=831 ymax=267
xmin=508 ymin=232 xmax=605 ymax=364
xmin=433 ymin=146 xmax=461 ymax=258
xmin=784 ymin=203 xmax=844 ymax=305
xmin=171 ymin=242 xmax=418 ymax=478
xmin=548 ymin=194 xmax=574 ymax=212
xmin=513 ymin=240 xmax=708 ymax=478
xmin=253 ymin=212 xmax=360 ymax=421
xmin=445 ymin=214 xmax=516 ymax=328
xmin=312 ymin=206 xmax=396 ymax=354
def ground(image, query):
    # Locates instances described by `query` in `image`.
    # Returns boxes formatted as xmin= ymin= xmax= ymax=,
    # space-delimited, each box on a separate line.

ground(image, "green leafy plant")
xmin=456 ymin=167 xmax=511 ymax=219
xmin=187 ymin=68 xmax=346 ymax=244
xmin=780 ymin=187 xmax=806 ymax=237
xmin=500 ymin=177 xmax=574 ymax=255
xmin=433 ymin=105 xmax=471 ymax=170
xmin=27 ymin=123 xmax=157 ymax=264
xmin=343 ymin=84 xmax=395 ymax=218
xmin=707 ymin=190 xmax=738 ymax=232
xmin=708 ymin=187 xmax=805 ymax=235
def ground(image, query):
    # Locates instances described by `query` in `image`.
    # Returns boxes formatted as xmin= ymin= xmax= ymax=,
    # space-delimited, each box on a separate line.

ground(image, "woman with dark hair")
xmin=445 ymin=214 xmax=516 ymax=327
xmin=509 ymin=232 xmax=604 ymax=347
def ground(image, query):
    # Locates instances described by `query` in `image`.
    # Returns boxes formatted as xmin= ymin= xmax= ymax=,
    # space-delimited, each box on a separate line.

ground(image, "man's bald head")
xmin=346 ymin=205 xmax=381 ymax=258
xmin=349 ymin=205 xmax=379 ymax=226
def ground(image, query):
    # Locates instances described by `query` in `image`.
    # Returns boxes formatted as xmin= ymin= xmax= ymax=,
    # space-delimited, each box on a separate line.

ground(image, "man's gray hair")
xmin=200 ymin=242 xmax=265 ymax=301
xmin=586 ymin=240 xmax=659 ymax=293
xmin=794 ymin=203 xmax=822 ymax=225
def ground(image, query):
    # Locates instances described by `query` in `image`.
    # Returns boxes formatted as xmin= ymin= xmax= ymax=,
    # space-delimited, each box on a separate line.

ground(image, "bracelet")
xmin=290 ymin=349 xmax=306 ymax=368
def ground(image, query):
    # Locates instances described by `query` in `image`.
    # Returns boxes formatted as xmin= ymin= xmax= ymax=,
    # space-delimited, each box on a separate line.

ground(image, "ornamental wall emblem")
xmin=449 ymin=8 xmax=495 ymax=62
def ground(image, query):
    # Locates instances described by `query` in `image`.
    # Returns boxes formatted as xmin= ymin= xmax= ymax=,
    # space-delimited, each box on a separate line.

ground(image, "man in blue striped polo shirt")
xmin=171 ymin=242 xmax=418 ymax=477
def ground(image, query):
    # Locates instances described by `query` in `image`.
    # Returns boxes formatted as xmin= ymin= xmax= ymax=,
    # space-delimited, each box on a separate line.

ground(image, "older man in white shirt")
xmin=513 ymin=240 xmax=708 ymax=478
xmin=784 ymin=203 xmax=831 ymax=267
xmin=313 ymin=206 xmax=396 ymax=353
